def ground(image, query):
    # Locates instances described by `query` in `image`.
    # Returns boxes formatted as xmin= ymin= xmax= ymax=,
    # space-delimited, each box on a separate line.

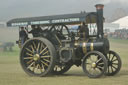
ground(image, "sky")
xmin=0 ymin=0 xmax=128 ymax=22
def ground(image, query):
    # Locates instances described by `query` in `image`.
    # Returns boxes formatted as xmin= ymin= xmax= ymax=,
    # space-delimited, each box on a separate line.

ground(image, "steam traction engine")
xmin=7 ymin=4 xmax=121 ymax=78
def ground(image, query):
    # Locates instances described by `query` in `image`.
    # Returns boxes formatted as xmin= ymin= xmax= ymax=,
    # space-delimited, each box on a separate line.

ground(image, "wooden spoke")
xmin=112 ymin=65 xmax=117 ymax=70
xmin=30 ymin=45 xmax=35 ymax=52
xmin=24 ymin=57 xmax=33 ymax=60
xmin=38 ymin=64 xmax=43 ymax=73
xmin=96 ymin=58 xmax=102 ymax=64
xmin=37 ymin=43 xmax=40 ymax=52
xmin=97 ymin=66 xmax=103 ymax=69
xmin=97 ymin=63 xmax=104 ymax=66
xmin=41 ymin=56 xmax=51 ymax=58
xmin=25 ymin=48 xmax=33 ymax=54
xmin=27 ymin=59 xmax=33 ymax=64
xmin=41 ymin=63 xmax=44 ymax=71
xmin=112 ymin=59 xmax=118 ymax=62
xmin=111 ymin=55 xmax=115 ymax=61
xmin=33 ymin=42 xmax=36 ymax=49
xmin=40 ymin=47 xmax=48 ymax=55
xmin=112 ymin=63 xmax=118 ymax=65
xmin=41 ymin=60 xmax=49 ymax=67
xmin=111 ymin=66 xmax=113 ymax=73
xmin=27 ymin=62 xmax=35 ymax=69
xmin=32 ymin=62 xmax=36 ymax=72
xmin=42 ymin=51 xmax=49 ymax=55
xmin=26 ymin=52 xmax=33 ymax=57
xmin=43 ymin=59 xmax=50 ymax=63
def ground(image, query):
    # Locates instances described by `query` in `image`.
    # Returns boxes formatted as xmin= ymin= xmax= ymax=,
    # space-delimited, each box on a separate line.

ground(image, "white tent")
xmin=112 ymin=16 xmax=128 ymax=29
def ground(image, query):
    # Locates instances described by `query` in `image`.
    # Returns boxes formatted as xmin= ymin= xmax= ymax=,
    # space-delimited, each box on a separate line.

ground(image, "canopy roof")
xmin=112 ymin=16 xmax=128 ymax=28
xmin=7 ymin=12 xmax=98 ymax=27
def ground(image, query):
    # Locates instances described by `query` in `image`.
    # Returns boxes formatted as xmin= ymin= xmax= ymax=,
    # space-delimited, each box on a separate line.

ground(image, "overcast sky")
xmin=0 ymin=0 xmax=128 ymax=22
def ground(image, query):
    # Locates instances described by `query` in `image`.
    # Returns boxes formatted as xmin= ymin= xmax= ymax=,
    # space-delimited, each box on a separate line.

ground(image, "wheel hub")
xmin=91 ymin=62 xmax=96 ymax=68
xmin=33 ymin=54 xmax=40 ymax=61
xmin=108 ymin=61 xmax=112 ymax=66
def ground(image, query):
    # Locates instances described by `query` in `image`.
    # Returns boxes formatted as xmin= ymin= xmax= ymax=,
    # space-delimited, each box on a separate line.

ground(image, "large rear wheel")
xmin=20 ymin=38 xmax=56 ymax=77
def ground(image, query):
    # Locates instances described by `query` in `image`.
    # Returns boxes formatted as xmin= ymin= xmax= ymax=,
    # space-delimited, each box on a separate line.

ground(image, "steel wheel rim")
xmin=84 ymin=53 xmax=105 ymax=76
xmin=21 ymin=39 xmax=52 ymax=75
xmin=106 ymin=51 xmax=121 ymax=75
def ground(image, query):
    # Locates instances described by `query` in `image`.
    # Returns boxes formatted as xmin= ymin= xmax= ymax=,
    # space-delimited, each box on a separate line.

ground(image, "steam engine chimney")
xmin=95 ymin=4 xmax=104 ymax=38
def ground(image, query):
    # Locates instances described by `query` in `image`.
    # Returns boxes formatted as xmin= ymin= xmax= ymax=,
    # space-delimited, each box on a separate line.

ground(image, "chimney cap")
xmin=95 ymin=4 xmax=104 ymax=9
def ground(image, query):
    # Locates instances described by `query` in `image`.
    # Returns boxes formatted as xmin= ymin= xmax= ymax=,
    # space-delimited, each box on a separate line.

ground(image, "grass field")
xmin=0 ymin=38 xmax=128 ymax=85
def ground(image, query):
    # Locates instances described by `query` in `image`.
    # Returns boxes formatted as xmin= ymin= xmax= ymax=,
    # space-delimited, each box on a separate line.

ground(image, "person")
xmin=78 ymin=22 xmax=89 ymax=40
xmin=19 ymin=27 xmax=28 ymax=45
xmin=28 ymin=25 xmax=43 ymax=37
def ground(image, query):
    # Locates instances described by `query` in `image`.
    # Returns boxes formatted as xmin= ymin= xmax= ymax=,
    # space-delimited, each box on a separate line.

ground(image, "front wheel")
xmin=82 ymin=51 xmax=108 ymax=78
xmin=20 ymin=38 xmax=56 ymax=77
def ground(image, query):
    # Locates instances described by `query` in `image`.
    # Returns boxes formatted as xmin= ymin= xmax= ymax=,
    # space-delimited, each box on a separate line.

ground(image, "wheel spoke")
xmin=97 ymin=66 xmax=103 ymax=71
xmin=111 ymin=55 xmax=115 ymax=61
xmin=33 ymin=42 xmax=36 ymax=49
xmin=97 ymin=63 xmax=104 ymax=65
xmin=96 ymin=58 xmax=102 ymax=64
xmin=40 ymin=56 xmax=51 ymax=58
xmin=27 ymin=59 xmax=33 ymax=64
xmin=32 ymin=62 xmax=36 ymax=72
xmin=30 ymin=45 xmax=35 ymax=52
xmin=43 ymin=59 xmax=50 ymax=63
xmin=25 ymin=48 xmax=33 ymax=54
xmin=112 ymin=63 xmax=118 ymax=65
xmin=112 ymin=59 xmax=118 ymax=62
xmin=42 ymin=51 xmax=49 ymax=55
xmin=37 ymin=43 xmax=40 ymax=52
xmin=40 ymin=47 xmax=48 ymax=55
xmin=26 ymin=52 xmax=33 ymax=57
xmin=41 ymin=60 xmax=49 ymax=67
xmin=111 ymin=66 xmax=113 ymax=73
xmin=41 ymin=63 xmax=44 ymax=70
xmin=38 ymin=64 xmax=43 ymax=73
xmin=27 ymin=62 xmax=35 ymax=69
xmin=24 ymin=57 xmax=33 ymax=60
xmin=112 ymin=65 xmax=117 ymax=70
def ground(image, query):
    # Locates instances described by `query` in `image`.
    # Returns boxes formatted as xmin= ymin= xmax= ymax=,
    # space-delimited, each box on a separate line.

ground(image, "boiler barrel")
xmin=75 ymin=39 xmax=109 ymax=54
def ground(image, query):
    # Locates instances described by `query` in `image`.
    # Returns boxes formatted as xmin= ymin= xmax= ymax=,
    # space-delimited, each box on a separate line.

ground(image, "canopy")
xmin=112 ymin=16 xmax=128 ymax=29
xmin=7 ymin=12 xmax=98 ymax=27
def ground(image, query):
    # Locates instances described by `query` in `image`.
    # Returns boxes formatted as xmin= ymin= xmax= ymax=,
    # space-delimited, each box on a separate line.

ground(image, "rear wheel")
xmin=82 ymin=51 xmax=108 ymax=78
xmin=20 ymin=38 xmax=56 ymax=76
xmin=105 ymin=50 xmax=122 ymax=76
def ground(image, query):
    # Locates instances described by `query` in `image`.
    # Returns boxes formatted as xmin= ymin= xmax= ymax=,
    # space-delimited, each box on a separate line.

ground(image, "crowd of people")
xmin=108 ymin=28 xmax=128 ymax=39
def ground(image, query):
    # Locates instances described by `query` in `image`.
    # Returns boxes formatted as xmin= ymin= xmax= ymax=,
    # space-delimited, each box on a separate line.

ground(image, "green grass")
xmin=108 ymin=37 xmax=128 ymax=44
xmin=0 ymin=39 xmax=128 ymax=85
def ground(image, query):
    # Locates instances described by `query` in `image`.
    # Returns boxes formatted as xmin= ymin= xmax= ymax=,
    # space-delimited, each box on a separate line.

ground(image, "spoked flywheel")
xmin=20 ymin=38 xmax=56 ymax=76
xmin=52 ymin=63 xmax=72 ymax=75
xmin=105 ymin=50 xmax=122 ymax=76
xmin=82 ymin=51 xmax=108 ymax=78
